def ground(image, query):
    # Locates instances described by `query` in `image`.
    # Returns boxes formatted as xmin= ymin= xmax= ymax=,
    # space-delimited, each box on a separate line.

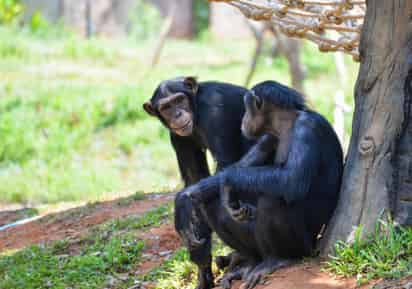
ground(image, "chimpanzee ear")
xmin=143 ymin=102 xmax=157 ymax=117
xmin=183 ymin=76 xmax=199 ymax=95
xmin=255 ymin=93 xmax=263 ymax=110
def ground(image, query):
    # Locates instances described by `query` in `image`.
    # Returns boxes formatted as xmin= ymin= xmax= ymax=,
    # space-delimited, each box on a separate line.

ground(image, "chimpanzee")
xmin=143 ymin=77 xmax=264 ymax=289
xmin=178 ymin=80 xmax=344 ymax=289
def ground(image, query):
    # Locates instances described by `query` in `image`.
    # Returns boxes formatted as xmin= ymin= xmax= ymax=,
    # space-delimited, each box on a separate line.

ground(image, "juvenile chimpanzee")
xmin=179 ymin=80 xmax=344 ymax=289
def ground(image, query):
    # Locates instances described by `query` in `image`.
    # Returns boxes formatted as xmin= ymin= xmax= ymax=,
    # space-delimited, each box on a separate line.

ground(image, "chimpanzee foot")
xmin=241 ymin=258 xmax=293 ymax=289
xmin=220 ymin=263 xmax=254 ymax=289
xmin=215 ymin=252 xmax=246 ymax=271
xmin=220 ymin=269 xmax=242 ymax=289
xmin=196 ymin=269 xmax=215 ymax=289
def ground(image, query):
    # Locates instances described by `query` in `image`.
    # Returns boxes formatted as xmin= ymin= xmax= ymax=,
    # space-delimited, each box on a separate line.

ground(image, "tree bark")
xmin=322 ymin=0 xmax=412 ymax=255
xmin=275 ymin=30 xmax=305 ymax=93
xmin=150 ymin=0 xmax=193 ymax=38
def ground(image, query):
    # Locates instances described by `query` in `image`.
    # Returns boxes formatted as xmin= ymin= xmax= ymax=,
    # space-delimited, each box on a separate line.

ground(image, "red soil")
xmin=0 ymin=194 xmax=173 ymax=251
xmin=218 ymin=262 xmax=365 ymax=289
xmin=137 ymin=223 xmax=181 ymax=275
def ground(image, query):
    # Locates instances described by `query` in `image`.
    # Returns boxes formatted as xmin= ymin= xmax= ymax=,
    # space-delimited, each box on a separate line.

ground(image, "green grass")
xmin=0 ymin=235 xmax=145 ymax=289
xmin=0 ymin=203 xmax=173 ymax=289
xmin=143 ymin=238 xmax=231 ymax=289
xmin=325 ymin=220 xmax=412 ymax=285
xmin=0 ymin=25 xmax=358 ymax=205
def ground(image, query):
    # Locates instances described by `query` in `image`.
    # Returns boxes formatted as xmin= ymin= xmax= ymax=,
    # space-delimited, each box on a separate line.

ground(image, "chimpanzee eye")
xmin=161 ymin=103 xmax=171 ymax=111
xmin=174 ymin=95 xmax=184 ymax=104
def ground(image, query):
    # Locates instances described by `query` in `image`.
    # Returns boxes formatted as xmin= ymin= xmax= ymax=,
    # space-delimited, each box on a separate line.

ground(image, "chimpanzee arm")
xmin=230 ymin=133 xmax=277 ymax=168
xmin=184 ymin=133 xmax=278 ymax=204
xmin=171 ymin=134 xmax=210 ymax=187
xmin=222 ymin=122 xmax=320 ymax=204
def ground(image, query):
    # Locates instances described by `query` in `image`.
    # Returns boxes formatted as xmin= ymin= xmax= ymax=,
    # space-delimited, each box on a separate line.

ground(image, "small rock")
xmin=159 ymin=250 xmax=173 ymax=257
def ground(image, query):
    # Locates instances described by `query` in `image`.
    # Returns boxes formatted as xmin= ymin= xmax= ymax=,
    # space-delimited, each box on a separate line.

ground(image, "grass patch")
xmin=325 ymin=220 xmax=412 ymax=284
xmin=0 ymin=235 xmax=144 ymax=289
xmin=85 ymin=203 xmax=173 ymax=242
xmin=143 ymin=238 xmax=231 ymax=289
xmin=0 ymin=202 xmax=173 ymax=289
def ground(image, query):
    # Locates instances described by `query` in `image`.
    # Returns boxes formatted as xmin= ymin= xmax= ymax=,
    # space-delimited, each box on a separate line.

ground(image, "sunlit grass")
xmin=0 ymin=26 xmax=358 ymax=204
xmin=325 ymin=220 xmax=412 ymax=285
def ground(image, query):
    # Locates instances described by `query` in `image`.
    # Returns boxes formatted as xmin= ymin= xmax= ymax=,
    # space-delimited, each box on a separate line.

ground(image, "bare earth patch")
xmin=0 ymin=208 xmax=37 ymax=227
xmin=137 ymin=223 xmax=181 ymax=275
xmin=217 ymin=262 xmax=371 ymax=289
xmin=0 ymin=193 xmax=173 ymax=252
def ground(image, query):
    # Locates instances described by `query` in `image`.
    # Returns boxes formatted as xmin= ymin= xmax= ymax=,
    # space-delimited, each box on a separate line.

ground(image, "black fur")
xmin=252 ymin=80 xmax=306 ymax=110
xmin=149 ymin=79 xmax=256 ymax=289
xmin=175 ymin=80 xmax=344 ymax=289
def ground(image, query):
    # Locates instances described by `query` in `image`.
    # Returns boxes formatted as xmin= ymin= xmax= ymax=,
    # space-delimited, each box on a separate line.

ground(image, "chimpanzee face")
xmin=241 ymin=90 xmax=267 ymax=139
xmin=143 ymin=77 xmax=198 ymax=137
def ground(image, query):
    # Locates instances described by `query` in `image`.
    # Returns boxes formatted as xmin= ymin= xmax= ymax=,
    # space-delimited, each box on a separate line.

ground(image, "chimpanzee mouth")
xmin=173 ymin=120 xmax=192 ymax=131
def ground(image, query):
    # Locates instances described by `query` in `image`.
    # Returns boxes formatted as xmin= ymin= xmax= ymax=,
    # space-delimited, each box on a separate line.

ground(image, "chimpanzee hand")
xmin=231 ymin=201 xmax=256 ymax=222
xmin=221 ymin=180 xmax=256 ymax=223
xmin=175 ymin=190 xmax=206 ymax=249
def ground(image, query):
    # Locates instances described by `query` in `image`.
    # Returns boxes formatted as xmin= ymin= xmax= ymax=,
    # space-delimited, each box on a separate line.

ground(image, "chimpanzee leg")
xmin=241 ymin=197 xmax=313 ymax=289
xmin=175 ymin=191 xmax=214 ymax=289
xmin=255 ymin=197 xmax=313 ymax=259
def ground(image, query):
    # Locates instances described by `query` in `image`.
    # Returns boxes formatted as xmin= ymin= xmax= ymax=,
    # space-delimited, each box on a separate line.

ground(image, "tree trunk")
xmin=274 ymin=31 xmax=305 ymax=93
xmin=150 ymin=0 xmax=193 ymax=38
xmin=322 ymin=1 xmax=412 ymax=255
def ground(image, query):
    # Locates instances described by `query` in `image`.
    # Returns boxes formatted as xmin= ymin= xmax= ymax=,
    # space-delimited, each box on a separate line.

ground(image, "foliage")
xmin=194 ymin=0 xmax=209 ymax=36
xmin=326 ymin=220 xmax=412 ymax=284
xmin=29 ymin=11 xmax=49 ymax=33
xmin=0 ymin=0 xmax=23 ymax=24
xmin=129 ymin=0 xmax=162 ymax=40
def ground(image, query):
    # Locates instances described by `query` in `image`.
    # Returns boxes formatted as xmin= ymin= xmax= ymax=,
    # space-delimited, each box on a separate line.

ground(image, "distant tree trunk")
xmin=58 ymin=0 xmax=64 ymax=18
xmin=244 ymin=23 xmax=305 ymax=92
xmin=85 ymin=0 xmax=93 ymax=38
xmin=273 ymin=30 xmax=305 ymax=93
xmin=150 ymin=0 xmax=193 ymax=38
xmin=244 ymin=22 xmax=265 ymax=87
xmin=150 ymin=1 xmax=177 ymax=67
xmin=322 ymin=0 xmax=412 ymax=255
xmin=170 ymin=0 xmax=193 ymax=38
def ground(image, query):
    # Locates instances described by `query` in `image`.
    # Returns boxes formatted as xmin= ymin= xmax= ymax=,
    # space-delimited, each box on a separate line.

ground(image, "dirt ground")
xmin=1 ymin=194 xmax=409 ymax=289
xmin=137 ymin=223 xmax=181 ymax=275
xmin=220 ymin=270 xmax=412 ymax=289
xmin=219 ymin=262 xmax=363 ymax=289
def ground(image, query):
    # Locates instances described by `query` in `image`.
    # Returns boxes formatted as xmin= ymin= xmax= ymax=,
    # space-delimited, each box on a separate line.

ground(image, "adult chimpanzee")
xmin=144 ymin=77 xmax=266 ymax=289
xmin=178 ymin=80 xmax=344 ymax=289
